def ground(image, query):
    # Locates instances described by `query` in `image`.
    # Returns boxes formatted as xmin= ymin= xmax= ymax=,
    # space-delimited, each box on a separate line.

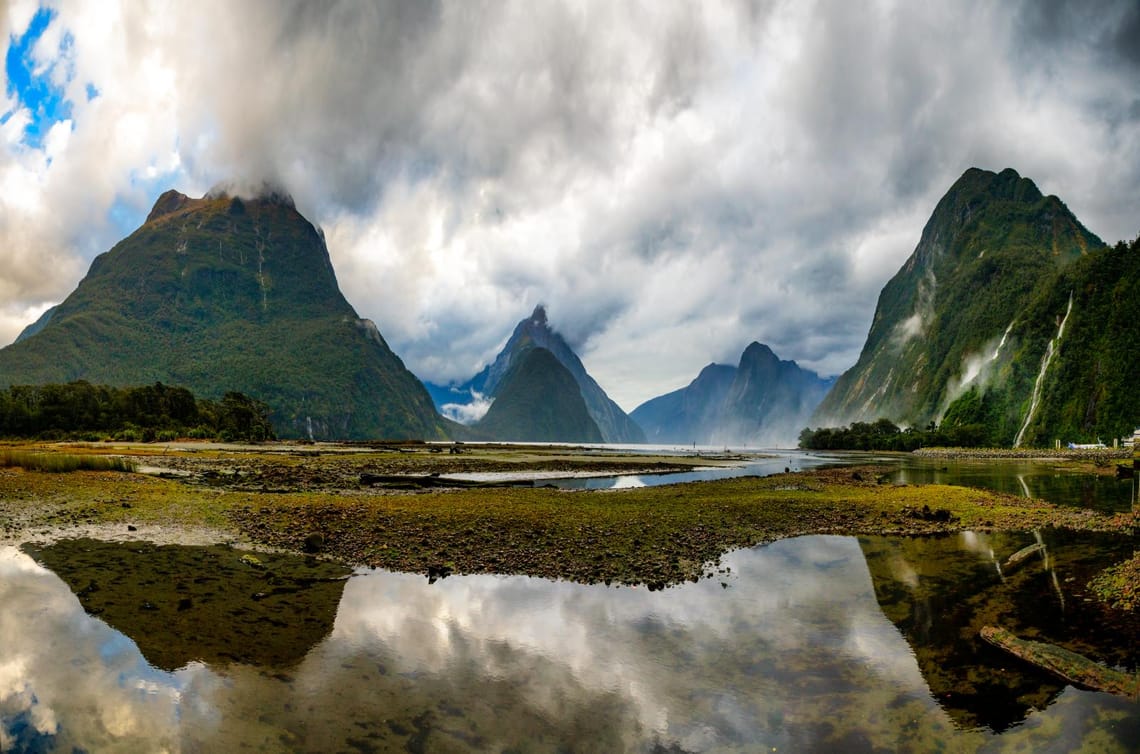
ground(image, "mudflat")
xmin=1 ymin=441 xmax=1134 ymax=590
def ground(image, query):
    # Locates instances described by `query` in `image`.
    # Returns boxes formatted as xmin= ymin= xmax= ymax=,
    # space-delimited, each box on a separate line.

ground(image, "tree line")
xmin=798 ymin=417 xmax=990 ymax=451
xmin=0 ymin=381 xmax=275 ymax=441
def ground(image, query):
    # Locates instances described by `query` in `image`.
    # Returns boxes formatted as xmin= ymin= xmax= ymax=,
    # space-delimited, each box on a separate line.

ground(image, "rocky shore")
xmin=913 ymin=446 xmax=1133 ymax=462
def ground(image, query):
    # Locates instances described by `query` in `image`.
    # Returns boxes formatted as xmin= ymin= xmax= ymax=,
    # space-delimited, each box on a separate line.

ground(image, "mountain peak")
xmin=473 ymin=346 xmax=604 ymax=443
xmin=814 ymin=167 xmax=1105 ymax=432
xmin=205 ymin=180 xmax=296 ymax=209
xmin=529 ymin=304 xmax=549 ymax=328
xmin=741 ymin=342 xmax=777 ymax=362
xmin=950 ymin=167 xmax=1043 ymax=206
xmin=631 ymin=342 xmax=831 ymax=447
xmin=145 ymin=189 xmax=192 ymax=223
xmin=442 ymin=304 xmax=645 ymax=442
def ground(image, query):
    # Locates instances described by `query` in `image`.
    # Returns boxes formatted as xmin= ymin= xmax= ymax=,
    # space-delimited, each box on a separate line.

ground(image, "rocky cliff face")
xmin=813 ymin=167 xmax=1104 ymax=432
xmin=0 ymin=186 xmax=449 ymax=440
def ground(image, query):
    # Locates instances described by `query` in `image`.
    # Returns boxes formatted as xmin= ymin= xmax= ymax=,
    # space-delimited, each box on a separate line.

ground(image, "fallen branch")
xmin=981 ymin=626 xmax=1139 ymax=700
xmin=1003 ymin=543 xmax=1044 ymax=572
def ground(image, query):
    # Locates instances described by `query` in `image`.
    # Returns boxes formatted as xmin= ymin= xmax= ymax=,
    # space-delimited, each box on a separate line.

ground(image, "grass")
xmin=230 ymin=468 xmax=1134 ymax=587
xmin=0 ymin=449 xmax=135 ymax=473
xmin=0 ymin=444 xmax=1133 ymax=587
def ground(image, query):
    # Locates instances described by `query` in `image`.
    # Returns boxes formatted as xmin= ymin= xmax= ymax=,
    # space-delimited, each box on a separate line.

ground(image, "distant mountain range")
xmin=4 ymin=166 xmax=1135 ymax=446
xmin=426 ymin=305 xmax=644 ymax=443
xmin=814 ymin=167 xmax=1139 ymax=445
xmin=0 ymin=186 xmax=449 ymax=440
xmin=632 ymin=343 xmax=833 ymax=447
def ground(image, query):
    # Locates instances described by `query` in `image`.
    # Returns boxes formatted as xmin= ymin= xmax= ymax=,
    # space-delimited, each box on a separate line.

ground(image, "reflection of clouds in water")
xmin=322 ymin=535 xmax=938 ymax=747
xmin=0 ymin=547 xmax=187 ymax=753
xmin=3 ymin=537 xmax=1131 ymax=751
xmin=0 ymin=537 xmax=946 ymax=751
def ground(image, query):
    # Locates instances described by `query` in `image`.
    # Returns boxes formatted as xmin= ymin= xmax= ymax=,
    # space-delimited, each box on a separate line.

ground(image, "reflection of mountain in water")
xmin=858 ymin=531 xmax=1140 ymax=732
xmin=3 ymin=535 xmax=1137 ymax=751
xmin=24 ymin=539 xmax=350 ymax=671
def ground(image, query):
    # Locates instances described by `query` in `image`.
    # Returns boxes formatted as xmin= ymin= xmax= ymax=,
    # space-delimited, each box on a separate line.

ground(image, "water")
xmin=534 ymin=449 xmax=857 ymax=490
xmin=888 ymin=457 xmax=1136 ymax=514
xmin=535 ymin=450 xmax=1136 ymax=513
xmin=2 ymin=532 xmax=1137 ymax=752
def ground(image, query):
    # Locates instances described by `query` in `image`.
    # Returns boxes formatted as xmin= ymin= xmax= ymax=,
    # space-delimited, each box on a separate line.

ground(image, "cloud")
xmin=0 ymin=0 xmax=1138 ymax=410
xmin=441 ymin=389 xmax=493 ymax=424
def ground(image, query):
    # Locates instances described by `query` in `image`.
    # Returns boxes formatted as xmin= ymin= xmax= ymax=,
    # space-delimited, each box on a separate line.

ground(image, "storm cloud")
xmin=1 ymin=0 xmax=1137 ymax=408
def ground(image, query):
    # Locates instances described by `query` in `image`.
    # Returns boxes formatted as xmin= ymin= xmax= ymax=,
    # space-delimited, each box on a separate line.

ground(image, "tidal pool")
xmin=888 ymin=458 xmax=1136 ymax=513
xmin=1 ymin=532 xmax=1137 ymax=753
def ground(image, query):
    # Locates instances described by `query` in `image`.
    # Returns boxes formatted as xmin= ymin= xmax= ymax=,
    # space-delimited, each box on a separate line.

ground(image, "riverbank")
xmin=913 ymin=446 xmax=1134 ymax=462
xmin=0 ymin=442 xmax=1134 ymax=589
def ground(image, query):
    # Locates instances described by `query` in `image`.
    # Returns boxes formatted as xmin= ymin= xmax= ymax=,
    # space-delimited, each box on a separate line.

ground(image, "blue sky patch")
xmin=5 ymin=6 xmax=73 ymax=149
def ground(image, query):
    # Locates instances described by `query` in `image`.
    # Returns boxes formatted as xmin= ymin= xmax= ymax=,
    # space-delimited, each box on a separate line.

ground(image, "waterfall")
xmin=1014 ymin=292 xmax=1073 ymax=448
xmin=989 ymin=321 xmax=1015 ymax=363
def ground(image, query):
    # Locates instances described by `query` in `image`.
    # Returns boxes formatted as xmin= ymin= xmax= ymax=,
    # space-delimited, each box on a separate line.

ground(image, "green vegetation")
xmin=1 ymin=443 xmax=1132 ymax=587
xmin=816 ymin=167 xmax=1105 ymax=434
xmin=0 ymin=190 xmax=448 ymax=441
xmin=0 ymin=449 xmax=135 ymax=473
xmin=474 ymin=346 xmax=604 ymax=442
xmin=798 ymin=417 xmax=992 ymax=450
xmin=928 ymin=233 xmax=1140 ymax=447
xmin=1088 ymin=554 xmax=1139 ymax=612
xmin=1011 ymin=234 xmax=1140 ymax=445
xmin=0 ymin=381 xmax=274 ymax=441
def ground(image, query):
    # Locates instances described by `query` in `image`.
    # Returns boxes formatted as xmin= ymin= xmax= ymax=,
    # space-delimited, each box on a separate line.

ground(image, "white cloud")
xmin=0 ymin=0 xmax=1136 ymax=407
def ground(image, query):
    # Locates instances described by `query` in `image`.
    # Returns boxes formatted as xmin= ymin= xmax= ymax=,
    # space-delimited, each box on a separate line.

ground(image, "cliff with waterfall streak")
xmin=1006 ymin=235 xmax=1140 ymax=445
xmin=812 ymin=167 xmax=1105 ymax=442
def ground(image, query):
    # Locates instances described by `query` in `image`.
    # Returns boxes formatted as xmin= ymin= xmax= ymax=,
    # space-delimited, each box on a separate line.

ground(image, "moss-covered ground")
xmin=0 ymin=441 xmax=1133 ymax=588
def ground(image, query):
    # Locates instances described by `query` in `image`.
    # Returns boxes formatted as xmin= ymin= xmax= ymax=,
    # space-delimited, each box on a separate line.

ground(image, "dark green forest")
xmin=798 ymin=418 xmax=991 ymax=451
xmin=0 ymin=381 xmax=275 ymax=441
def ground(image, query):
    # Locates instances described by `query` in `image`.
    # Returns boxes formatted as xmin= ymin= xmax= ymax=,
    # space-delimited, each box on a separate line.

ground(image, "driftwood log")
xmin=981 ymin=626 xmax=1139 ymax=700
xmin=359 ymin=473 xmax=535 ymax=489
xmin=1002 ymin=543 xmax=1045 ymax=572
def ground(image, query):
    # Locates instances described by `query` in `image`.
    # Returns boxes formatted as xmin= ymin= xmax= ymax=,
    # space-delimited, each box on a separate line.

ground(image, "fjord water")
xmin=546 ymin=449 xmax=1136 ymax=512
xmin=3 ymin=531 xmax=1137 ymax=752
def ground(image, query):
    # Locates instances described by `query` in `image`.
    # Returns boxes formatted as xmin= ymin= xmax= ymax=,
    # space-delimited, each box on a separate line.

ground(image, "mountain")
xmin=814 ymin=167 xmax=1104 ymax=434
xmin=0 ymin=186 xmax=449 ymax=440
xmin=427 ymin=305 xmax=645 ymax=444
xmin=950 ymin=233 xmax=1140 ymax=446
xmin=631 ymin=363 xmax=736 ymax=444
xmin=632 ymin=343 xmax=833 ymax=447
xmin=14 ymin=305 xmax=56 ymax=343
xmin=473 ymin=347 xmax=604 ymax=442
xmin=716 ymin=343 xmax=835 ymax=446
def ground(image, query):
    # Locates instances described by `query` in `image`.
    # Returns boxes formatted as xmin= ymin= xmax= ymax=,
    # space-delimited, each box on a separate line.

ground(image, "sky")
xmin=1 ymin=0 xmax=1138 ymax=411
